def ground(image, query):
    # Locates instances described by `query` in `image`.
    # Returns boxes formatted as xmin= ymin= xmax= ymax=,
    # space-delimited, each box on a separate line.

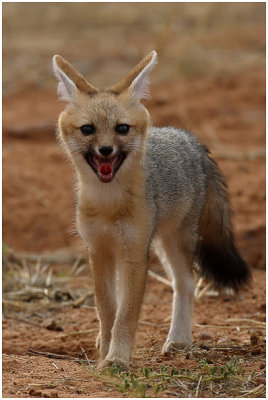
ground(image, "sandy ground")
xmin=2 ymin=269 xmax=266 ymax=397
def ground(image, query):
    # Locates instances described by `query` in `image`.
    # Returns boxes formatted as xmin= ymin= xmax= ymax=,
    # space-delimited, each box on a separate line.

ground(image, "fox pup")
xmin=53 ymin=51 xmax=250 ymax=369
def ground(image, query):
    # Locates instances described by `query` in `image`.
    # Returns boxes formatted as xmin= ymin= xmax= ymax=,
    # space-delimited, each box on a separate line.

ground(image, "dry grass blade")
xmin=148 ymin=270 xmax=172 ymax=287
xmin=139 ymin=319 xmax=167 ymax=327
xmin=74 ymin=263 xmax=87 ymax=276
xmin=16 ymin=251 xmax=87 ymax=265
xmin=195 ymin=281 xmax=213 ymax=300
xmin=5 ymin=287 xmax=46 ymax=301
xmin=240 ymin=383 xmax=265 ymax=397
xmin=45 ymin=266 xmax=53 ymax=287
xmin=73 ymin=290 xmax=94 ymax=306
xmin=30 ymin=257 xmax=42 ymax=284
xmin=194 ymin=323 xmax=265 ymax=330
xmin=194 ymin=277 xmax=204 ymax=298
xmin=70 ymin=257 xmax=82 ymax=276
xmin=226 ymin=318 xmax=266 ymax=326
xmin=195 ymin=375 xmax=202 ymax=398
xmin=3 ymin=299 xmax=28 ymax=311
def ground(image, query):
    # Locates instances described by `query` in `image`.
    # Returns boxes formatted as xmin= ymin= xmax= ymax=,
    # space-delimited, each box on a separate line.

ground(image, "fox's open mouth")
xmin=85 ymin=151 xmax=126 ymax=183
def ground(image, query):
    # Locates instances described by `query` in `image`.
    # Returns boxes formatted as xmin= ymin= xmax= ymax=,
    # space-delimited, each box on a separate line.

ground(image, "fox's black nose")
xmin=99 ymin=145 xmax=113 ymax=157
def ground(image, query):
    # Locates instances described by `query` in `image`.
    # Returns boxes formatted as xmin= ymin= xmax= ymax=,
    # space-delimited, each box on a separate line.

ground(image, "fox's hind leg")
xmin=155 ymin=226 xmax=196 ymax=355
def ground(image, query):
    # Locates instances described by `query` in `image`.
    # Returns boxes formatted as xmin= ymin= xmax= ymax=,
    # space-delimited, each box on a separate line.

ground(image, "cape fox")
xmin=53 ymin=51 xmax=250 ymax=369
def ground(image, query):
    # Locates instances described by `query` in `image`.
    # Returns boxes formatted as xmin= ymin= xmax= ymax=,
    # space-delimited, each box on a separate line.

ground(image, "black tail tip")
xmin=197 ymin=242 xmax=252 ymax=292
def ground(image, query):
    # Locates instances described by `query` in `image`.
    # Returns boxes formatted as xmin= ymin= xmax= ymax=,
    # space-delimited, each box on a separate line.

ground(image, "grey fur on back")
xmin=145 ymin=126 xmax=251 ymax=289
xmin=145 ymin=127 xmax=206 ymax=222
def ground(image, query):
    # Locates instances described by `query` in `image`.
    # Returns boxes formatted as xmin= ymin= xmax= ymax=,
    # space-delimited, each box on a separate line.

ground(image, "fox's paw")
xmin=162 ymin=340 xmax=190 ymax=356
xmin=99 ymin=358 xmax=129 ymax=371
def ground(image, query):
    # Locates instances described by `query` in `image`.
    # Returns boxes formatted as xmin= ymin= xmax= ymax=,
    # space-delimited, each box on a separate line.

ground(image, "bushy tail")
xmin=196 ymin=149 xmax=251 ymax=291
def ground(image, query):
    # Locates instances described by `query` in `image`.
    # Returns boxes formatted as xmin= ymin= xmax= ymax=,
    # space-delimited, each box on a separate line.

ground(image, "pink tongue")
xmin=99 ymin=163 xmax=113 ymax=176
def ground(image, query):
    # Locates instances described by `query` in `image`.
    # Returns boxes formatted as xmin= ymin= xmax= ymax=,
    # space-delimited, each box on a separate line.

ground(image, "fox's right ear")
xmin=53 ymin=55 xmax=97 ymax=102
xmin=109 ymin=51 xmax=157 ymax=101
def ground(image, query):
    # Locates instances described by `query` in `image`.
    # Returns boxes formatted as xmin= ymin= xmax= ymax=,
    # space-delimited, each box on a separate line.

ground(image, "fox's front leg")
xmin=100 ymin=251 xmax=148 ymax=370
xmin=89 ymin=249 xmax=117 ymax=361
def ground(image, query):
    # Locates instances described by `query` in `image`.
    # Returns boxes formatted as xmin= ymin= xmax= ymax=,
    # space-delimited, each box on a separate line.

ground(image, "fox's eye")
xmin=116 ymin=124 xmax=130 ymax=135
xmin=80 ymin=125 xmax=96 ymax=135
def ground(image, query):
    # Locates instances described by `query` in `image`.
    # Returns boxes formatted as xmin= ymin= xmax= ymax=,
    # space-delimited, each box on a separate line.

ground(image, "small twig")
xmin=148 ymin=270 xmax=172 ymax=287
xmin=80 ymin=346 xmax=91 ymax=365
xmin=201 ymin=343 xmax=264 ymax=353
xmin=204 ymin=346 xmax=243 ymax=351
xmin=27 ymin=349 xmax=92 ymax=364
xmin=198 ymin=344 xmax=244 ymax=351
xmin=28 ymin=349 xmax=79 ymax=361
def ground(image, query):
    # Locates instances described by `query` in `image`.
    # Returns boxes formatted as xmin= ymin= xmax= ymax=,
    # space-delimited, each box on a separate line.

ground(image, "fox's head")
xmin=53 ymin=51 xmax=157 ymax=183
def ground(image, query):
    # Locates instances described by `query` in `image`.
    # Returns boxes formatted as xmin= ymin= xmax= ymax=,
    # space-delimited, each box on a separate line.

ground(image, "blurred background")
xmin=2 ymin=5 xmax=266 ymax=396
xmin=3 ymin=3 xmax=265 ymax=92
xmin=3 ymin=2 xmax=265 ymax=266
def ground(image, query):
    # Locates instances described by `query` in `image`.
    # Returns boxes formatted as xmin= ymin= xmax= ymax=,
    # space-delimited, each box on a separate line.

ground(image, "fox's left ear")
xmin=109 ymin=51 xmax=157 ymax=101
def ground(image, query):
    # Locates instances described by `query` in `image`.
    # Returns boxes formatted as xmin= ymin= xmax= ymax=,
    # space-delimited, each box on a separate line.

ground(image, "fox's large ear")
xmin=109 ymin=51 xmax=157 ymax=100
xmin=53 ymin=55 xmax=97 ymax=102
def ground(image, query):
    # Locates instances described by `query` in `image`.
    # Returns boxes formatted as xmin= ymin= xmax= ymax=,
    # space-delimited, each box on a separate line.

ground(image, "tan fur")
xmin=78 ymin=175 xmax=152 ymax=367
xmin=58 ymin=92 xmax=149 ymax=158
xmin=55 ymin=53 xmax=155 ymax=369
